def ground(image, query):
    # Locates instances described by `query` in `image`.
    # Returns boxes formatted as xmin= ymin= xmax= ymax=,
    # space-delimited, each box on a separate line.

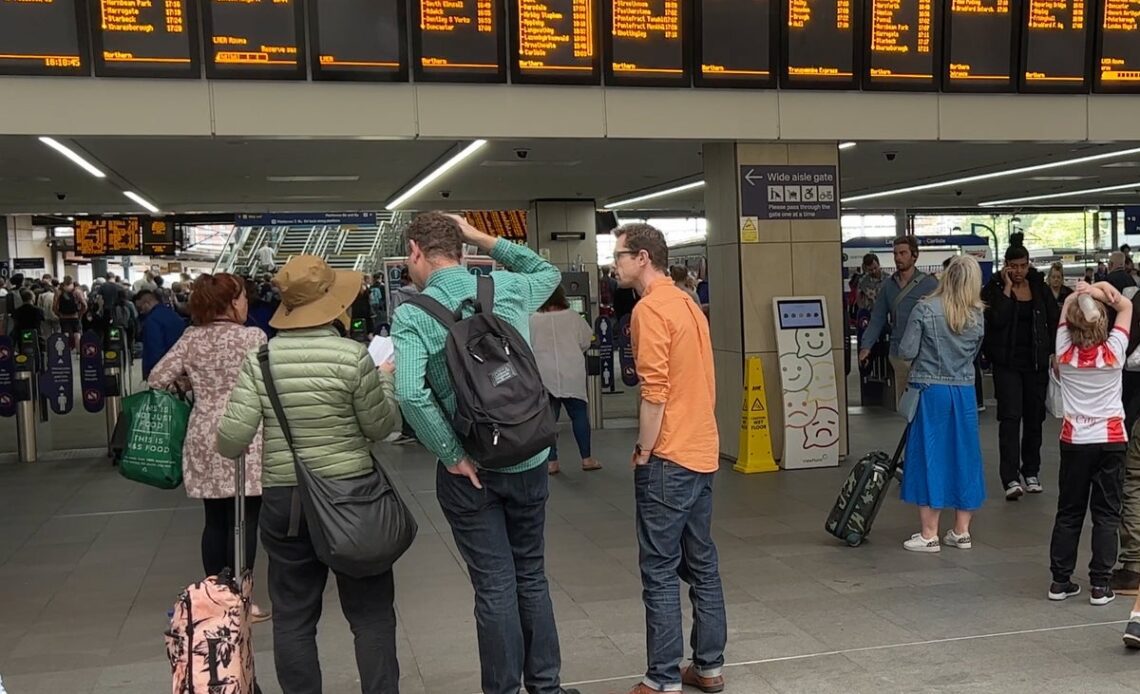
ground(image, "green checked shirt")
xmin=390 ymin=238 xmax=561 ymax=473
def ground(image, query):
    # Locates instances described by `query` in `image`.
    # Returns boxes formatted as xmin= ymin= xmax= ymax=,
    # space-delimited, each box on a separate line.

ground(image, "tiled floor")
xmin=3 ymin=406 xmax=1140 ymax=694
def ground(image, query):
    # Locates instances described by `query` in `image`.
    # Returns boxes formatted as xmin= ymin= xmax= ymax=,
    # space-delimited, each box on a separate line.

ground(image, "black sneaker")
xmin=1124 ymin=620 xmax=1140 ymax=649
xmin=1090 ymin=585 xmax=1116 ymax=606
xmin=1048 ymin=581 xmax=1081 ymax=601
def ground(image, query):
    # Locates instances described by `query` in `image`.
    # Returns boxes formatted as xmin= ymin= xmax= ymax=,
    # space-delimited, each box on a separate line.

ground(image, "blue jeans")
xmin=435 ymin=462 xmax=563 ymax=694
xmin=634 ymin=456 xmax=727 ymax=691
xmin=548 ymin=396 xmax=591 ymax=461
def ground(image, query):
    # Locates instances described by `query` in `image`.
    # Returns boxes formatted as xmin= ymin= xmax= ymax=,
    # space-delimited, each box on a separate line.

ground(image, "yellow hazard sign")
xmin=735 ymin=355 xmax=778 ymax=474
xmin=740 ymin=216 xmax=759 ymax=243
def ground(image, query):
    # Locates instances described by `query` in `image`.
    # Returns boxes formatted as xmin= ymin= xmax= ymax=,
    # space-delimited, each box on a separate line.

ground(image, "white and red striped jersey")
xmin=1056 ymin=324 xmax=1129 ymax=445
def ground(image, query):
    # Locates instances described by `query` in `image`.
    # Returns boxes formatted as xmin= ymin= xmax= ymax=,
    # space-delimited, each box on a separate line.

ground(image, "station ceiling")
xmin=1 ymin=135 xmax=1139 ymax=216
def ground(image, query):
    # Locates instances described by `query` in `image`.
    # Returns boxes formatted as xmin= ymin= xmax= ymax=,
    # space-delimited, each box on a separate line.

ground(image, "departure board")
xmin=202 ymin=0 xmax=306 ymax=79
xmin=309 ymin=0 xmax=406 ymax=80
xmin=510 ymin=0 xmax=600 ymax=83
xmin=1020 ymin=0 xmax=1091 ymax=91
xmin=90 ymin=0 xmax=199 ymax=77
xmin=0 ymin=0 xmax=89 ymax=76
xmin=603 ymin=0 xmax=690 ymax=86
xmin=695 ymin=0 xmax=776 ymax=87
xmin=944 ymin=0 xmax=1019 ymax=91
xmin=413 ymin=0 xmax=507 ymax=82
xmin=1095 ymin=0 xmax=1140 ymax=91
xmin=142 ymin=218 xmax=177 ymax=256
xmin=782 ymin=0 xmax=861 ymax=88
xmin=864 ymin=0 xmax=940 ymax=89
xmin=75 ymin=217 xmax=143 ymax=257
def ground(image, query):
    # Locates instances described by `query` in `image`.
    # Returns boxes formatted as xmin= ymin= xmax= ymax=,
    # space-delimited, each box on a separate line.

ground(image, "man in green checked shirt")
xmin=390 ymin=212 xmax=580 ymax=694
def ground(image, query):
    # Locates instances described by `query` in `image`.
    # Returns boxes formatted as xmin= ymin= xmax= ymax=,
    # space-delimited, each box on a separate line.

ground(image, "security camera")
xmin=440 ymin=190 xmax=451 ymax=199
xmin=514 ymin=148 xmax=530 ymax=160
xmin=884 ymin=151 xmax=898 ymax=162
xmin=55 ymin=192 xmax=67 ymax=201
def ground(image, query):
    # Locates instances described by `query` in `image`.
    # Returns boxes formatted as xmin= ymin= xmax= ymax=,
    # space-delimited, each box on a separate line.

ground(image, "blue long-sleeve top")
xmin=141 ymin=304 xmax=186 ymax=379
xmin=860 ymin=270 xmax=939 ymax=357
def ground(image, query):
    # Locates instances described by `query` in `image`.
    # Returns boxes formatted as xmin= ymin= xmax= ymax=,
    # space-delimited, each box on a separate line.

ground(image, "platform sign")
xmin=740 ymin=165 xmax=838 ymax=220
xmin=595 ymin=315 xmax=616 ymax=393
xmin=39 ymin=333 xmax=74 ymax=415
xmin=1126 ymin=207 xmax=1140 ymax=236
xmin=79 ymin=331 xmax=105 ymax=413
xmin=0 ymin=336 xmax=15 ymax=418
xmin=617 ymin=313 xmax=638 ymax=387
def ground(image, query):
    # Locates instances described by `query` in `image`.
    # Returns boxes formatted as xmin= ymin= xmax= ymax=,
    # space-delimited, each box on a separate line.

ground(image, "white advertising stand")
xmin=773 ymin=296 xmax=840 ymax=469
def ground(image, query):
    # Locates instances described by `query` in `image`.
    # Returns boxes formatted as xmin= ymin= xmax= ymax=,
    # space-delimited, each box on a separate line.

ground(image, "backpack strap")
xmin=476 ymin=275 xmax=495 ymax=315
xmin=405 ymin=294 xmax=460 ymax=330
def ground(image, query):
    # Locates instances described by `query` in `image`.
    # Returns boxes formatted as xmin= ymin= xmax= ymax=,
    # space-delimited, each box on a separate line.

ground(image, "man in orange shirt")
xmin=613 ymin=223 xmax=727 ymax=694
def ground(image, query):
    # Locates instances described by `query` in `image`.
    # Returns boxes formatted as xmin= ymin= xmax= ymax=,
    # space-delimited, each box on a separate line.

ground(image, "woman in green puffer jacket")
xmin=216 ymin=255 xmax=403 ymax=694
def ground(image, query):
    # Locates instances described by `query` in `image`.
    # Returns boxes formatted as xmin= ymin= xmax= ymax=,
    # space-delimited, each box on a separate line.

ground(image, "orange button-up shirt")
xmin=631 ymin=277 xmax=719 ymax=473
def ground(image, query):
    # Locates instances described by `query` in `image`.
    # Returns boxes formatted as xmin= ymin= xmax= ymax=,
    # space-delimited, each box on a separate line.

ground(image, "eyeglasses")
xmin=613 ymin=250 xmax=639 ymax=262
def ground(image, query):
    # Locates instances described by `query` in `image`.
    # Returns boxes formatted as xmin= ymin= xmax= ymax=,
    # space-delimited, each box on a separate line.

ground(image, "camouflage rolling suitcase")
xmin=825 ymin=426 xmax=908 ymax=547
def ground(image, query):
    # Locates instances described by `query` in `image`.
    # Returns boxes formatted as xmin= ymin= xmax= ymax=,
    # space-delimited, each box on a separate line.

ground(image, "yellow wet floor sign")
xmin=736 ymin=355 xmax=778 ymax=474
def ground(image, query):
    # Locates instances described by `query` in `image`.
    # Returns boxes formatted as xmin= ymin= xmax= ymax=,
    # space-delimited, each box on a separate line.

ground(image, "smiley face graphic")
xmin=807 ymin=355 xmax=837 ymax=396
xmin=780 ymin=353 xmax=813 ymax=393
xmin=784 ymin=397 xmax=817 ymax=429
xmin=796 ymin=329 xmax=829 ymax=358
xmin=804 ymin=406 xmax=840 ymax=449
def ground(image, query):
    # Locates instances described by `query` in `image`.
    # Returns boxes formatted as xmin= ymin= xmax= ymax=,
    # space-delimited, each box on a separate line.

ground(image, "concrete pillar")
xmin=895 ymin=209 xmax=909 ymax=237
xmin=704 ymin=142 xmax=847 ymax=463
xmin=526 ymin=199 xmax=599 ymax=305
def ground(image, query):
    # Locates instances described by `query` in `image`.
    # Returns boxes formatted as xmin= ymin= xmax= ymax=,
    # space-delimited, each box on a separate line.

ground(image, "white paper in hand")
xmin=368 ymin=336 xmax=395 ymax=367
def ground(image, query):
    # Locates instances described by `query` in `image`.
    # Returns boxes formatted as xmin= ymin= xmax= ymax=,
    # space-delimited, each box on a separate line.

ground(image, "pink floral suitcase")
xmin=164 ymin=454 xmax=259 ymax=693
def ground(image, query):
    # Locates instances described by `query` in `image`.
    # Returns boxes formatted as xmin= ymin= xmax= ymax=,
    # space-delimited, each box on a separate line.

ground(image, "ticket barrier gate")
xmin=103 ymin=326 xmax=127 ymax=445
xmin=14 ymin=330 xmax=39 ymax=464
xmin=586 ymin=343 xmax=603 ymax=430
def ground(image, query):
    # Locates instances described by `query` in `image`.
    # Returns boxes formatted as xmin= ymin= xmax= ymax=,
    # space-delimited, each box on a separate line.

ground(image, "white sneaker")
xmin=903 ymin=533 xmax=941 ymax=553
xmin=1025 ymin=477 xmax=1043 ymax=494
xmin=943 ymin=529 xmax=973 ymax=549
xmin=1005 ymin=481 xmax=1025 ymax=501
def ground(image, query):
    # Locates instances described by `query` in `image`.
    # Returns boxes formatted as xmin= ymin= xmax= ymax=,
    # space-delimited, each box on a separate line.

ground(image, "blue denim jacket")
xmin=899 ymin=297 xmax=984 ymax=386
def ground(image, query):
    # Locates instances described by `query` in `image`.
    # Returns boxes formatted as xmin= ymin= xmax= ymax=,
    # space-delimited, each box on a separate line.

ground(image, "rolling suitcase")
xmin=165 ymin=455 xmax=260 ymax=694
xmin=825 ymin=426 xmax=908 ymax=547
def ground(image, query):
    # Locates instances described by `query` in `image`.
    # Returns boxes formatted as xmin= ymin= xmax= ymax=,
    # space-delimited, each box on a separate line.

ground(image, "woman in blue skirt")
xmin=897 ymin=255 xmax=987 ymax=553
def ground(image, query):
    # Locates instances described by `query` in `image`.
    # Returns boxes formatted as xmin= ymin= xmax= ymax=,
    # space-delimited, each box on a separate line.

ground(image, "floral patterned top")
xmin=149 ymin=321 xmax=266 ymax=498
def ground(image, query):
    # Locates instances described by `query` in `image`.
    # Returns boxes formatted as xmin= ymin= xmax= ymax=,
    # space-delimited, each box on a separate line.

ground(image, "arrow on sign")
xmin=744 ymin=169 xmax=761 ymax=186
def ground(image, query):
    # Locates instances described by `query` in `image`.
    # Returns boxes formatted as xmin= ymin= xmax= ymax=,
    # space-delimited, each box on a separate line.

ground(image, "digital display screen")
xmin=202 ymin=0 xmax=306 ymax=79
xmin=1021 ymin=0 xmax=1091 ymax=91
xmin=1095 ymin=0 xmax=1140 ymax=91
xmin=777 ymin=300 xmax=826 ymax=329
xmin=75 ymin=217 xmax=143 ymax=257
xmin=782 ymin=0 xmax=860 ymax=88
xmin=0 ymin=0 xmax=88 ymax=75
xmin=603 ymin=0 xmax=689 ymax=86
xmin=90 ymin=0 xmax=199 ymax=77
xmin=864 ymin=0 xmax=940 ymax=89
xmin=944 ymin=0 xmax=1019 ymax=91
xmin=413 ymin=0 xmax=507 ymax=82
xmin=695 ymin=0 xmax=776 ymax=87
xmin=510 ymin=0 xmax=600 ymax=83
xmin=309 ymin=0 xmax=406 ymax=81
xmin=141 ymin=218 xmax=177 ymax=256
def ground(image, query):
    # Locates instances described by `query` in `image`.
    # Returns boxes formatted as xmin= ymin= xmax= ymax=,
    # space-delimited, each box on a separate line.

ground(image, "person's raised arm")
xmin=448 ymin=214 xmax=561 ymax=314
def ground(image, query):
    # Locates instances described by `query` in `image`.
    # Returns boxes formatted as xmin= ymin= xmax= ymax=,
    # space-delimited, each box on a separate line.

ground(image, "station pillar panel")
xmin=773 ymin=297 xmax=839 ymax=469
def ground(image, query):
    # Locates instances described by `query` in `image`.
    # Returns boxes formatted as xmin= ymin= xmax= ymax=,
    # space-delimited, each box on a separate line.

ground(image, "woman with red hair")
xmin=149 ymin=273 xmax=270 ymax=621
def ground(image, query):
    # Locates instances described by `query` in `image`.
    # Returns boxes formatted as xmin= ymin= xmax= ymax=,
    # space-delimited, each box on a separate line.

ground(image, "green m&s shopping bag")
xmin=117 ymin=389 xmax=191 ymax=490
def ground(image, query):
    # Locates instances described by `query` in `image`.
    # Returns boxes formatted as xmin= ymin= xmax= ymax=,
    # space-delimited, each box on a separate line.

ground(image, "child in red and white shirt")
xmin=1049 ymin=281 xmax=1131 ymax=608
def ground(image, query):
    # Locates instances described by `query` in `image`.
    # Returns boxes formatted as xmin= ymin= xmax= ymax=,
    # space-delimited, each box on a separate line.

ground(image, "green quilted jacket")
xmin=216 ymin=326 xmax=401 ymax=488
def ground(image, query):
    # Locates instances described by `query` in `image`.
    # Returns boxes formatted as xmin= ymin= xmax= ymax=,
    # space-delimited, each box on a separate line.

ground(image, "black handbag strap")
xmin=257 ymin=344 xmax=304 ymax=537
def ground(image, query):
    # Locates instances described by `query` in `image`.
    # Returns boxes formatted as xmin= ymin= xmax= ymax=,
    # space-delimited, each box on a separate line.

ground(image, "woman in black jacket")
xmin=981 ymin=245 xmax=1061 ymax=501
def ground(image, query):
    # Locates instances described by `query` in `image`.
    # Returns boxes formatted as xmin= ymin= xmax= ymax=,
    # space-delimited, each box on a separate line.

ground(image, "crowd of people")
xmin=857 ymin=234 xmax=1140 ymax=648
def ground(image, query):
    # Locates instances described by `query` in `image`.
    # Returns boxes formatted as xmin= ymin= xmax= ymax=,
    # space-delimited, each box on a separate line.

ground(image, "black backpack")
xmin=407 ymin=276 xmax=556 ymax=469
xmin=57 ymin=289 xmax=79 ymax=315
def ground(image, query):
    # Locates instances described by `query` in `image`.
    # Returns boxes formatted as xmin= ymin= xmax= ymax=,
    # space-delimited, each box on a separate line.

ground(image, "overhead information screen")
xmin=782 ymin=0 xmax=860 ymax=88
xmin=510 ymin=0 xmax=600 ymax=83
xmin=695 ymin=0 xmax=776 ymax=87
xmin=142 ymin=218 xmax=177 ymax=256
xmin=1096 ymin=0 xmax=1140 ymax=91
xmin=202 ymin=0 xmax=305 ymax=79
xmin=1020 ymin=0 xmax=1091 ymax=91
xmin=0 ymin=0 xmax=88 ymax=75
xmin=90 ymin=0 xmax=199 ymax=77
xmin=413 ymin=0 xmax=507 ymax=82
xmin=309 ymin=0 xmax=406 ymax=80
xmin=944 ymin=0 xmax=1019 ymax=91
xmin=603 ymin=0 xmax=689 ymax=86
xmin=75 ymin=217 xmax=143 ymax=257
xmin=864 ymin=0 xmax=940 ymax=89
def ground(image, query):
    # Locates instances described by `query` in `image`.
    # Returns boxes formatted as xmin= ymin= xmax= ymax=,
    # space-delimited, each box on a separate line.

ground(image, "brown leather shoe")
xmin=682 ymin=664 xmax=725 ymax=693
xmin=626 ymin=685 xmax=666 ymax=694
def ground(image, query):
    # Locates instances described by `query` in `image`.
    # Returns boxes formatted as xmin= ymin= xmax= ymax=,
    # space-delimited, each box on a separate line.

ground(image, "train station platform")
xmin=1 ymin=408 xmax=1137 ymax=693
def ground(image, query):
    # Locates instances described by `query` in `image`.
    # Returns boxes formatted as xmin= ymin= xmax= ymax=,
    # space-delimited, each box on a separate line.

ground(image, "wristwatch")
xmin=634 ymin=443 xmax=650 ymax=458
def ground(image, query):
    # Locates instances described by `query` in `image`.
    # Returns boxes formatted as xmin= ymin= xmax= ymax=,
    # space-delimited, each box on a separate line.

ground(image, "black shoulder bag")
xmin=256 ymin=345 xmax=417 ymax=578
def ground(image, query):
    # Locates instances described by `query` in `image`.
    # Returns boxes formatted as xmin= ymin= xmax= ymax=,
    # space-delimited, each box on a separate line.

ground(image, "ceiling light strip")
xmin=841 ymin=146 xmax=1140 ymax=204
xmin=123 ymin=190 xmax=160 ymax=213
xmin=39 ymin=136 xmax=107 ymax=179
xmin=604 ymin=180 xmax=706 ymax=209
xmin=385 ymin=140 xmax=487 ymax=211
xmin=979 ymin=181 xmax=1140 ymax=207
